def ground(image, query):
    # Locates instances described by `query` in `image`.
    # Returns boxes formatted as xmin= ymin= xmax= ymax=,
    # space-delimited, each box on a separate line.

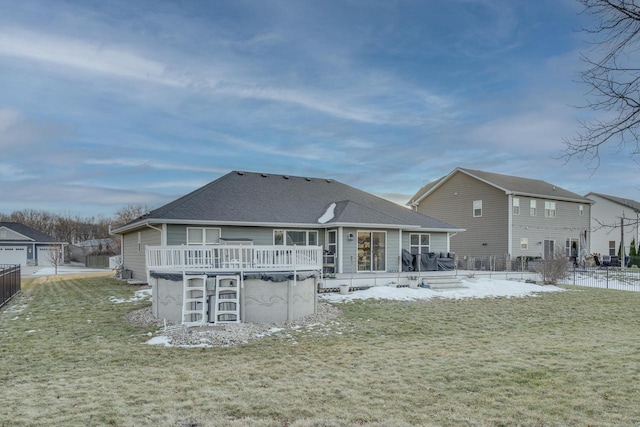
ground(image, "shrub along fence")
xmin=0 ymin=264 xmax=21 ymax=308
xmin=570 ymin=265 xmax=640 ymax=292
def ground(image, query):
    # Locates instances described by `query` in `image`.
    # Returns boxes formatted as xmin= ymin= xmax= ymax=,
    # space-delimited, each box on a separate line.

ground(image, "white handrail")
xmin=146 ymin=245 xmax=323 ymax=272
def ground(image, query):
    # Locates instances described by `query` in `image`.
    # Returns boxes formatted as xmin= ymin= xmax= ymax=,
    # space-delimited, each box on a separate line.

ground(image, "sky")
xmin=1 ymin=0 xmax=639 ymax=219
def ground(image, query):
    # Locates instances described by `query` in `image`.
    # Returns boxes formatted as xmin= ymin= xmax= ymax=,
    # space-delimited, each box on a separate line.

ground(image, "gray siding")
xmin=167 ymin=225 xmax=325 ymax=246
xmin=123 ymin=228 xmax=161 ymax=280
xmin=416 ymin=171 xmax=508 ymax=257
xmin=511 ymin=197 xmax=590 ymax=259
xmin=415 ymin=171 xmax=591 ymax=260
xmin=340 ymin=227 xmax=358 ymax=274
xmin=132 ymin=223 xmax=451 ymax=277
xmin=400 ymin=232 xmax=450 ymax=254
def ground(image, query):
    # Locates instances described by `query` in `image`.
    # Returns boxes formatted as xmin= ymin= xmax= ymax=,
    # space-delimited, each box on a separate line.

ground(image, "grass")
xmin=1 ymin=275 xmax=640 ymax=426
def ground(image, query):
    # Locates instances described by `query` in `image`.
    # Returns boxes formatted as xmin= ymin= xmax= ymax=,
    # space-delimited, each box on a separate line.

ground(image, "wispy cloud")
xmin=0 ymin=162 xmax=36 ymax=181
xmin=84 ymin=158 xmax=228 ymax=174
xmin=0 ymin=28 xmax=182 ymax=86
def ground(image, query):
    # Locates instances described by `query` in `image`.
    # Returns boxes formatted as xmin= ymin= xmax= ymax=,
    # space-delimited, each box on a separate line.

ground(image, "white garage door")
xmin=0 ymin=246 xmax=28 ymax=266
xmin=37 ymin=247 xmax=59 ymax=267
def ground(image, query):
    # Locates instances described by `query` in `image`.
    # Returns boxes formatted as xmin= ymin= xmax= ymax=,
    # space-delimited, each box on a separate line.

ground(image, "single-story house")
xmin=112 ymin=171 xmax=464 ymax=325
xmin=0 ymin=222 xmax=65 ymax=267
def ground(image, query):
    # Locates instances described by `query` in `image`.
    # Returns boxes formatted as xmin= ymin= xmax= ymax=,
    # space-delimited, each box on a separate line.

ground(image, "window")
xmin=410 ymin=233 xmax=430 ymax=255
xmin=513 ymin=197 xmax=520 ymax=215
xmin=473 ymin=200 xmax=482 ymax=217
xmin=137 ymin=231 xmax=141 ymax=253
xmin=579 ymin=205 xmax=584 ymax=216
xmin=520 ymin=237 xmax=528 ymax=250
xmin=543 ymin=239 xmax=555 ymax=259
xmin=327 ymin=230 xmax=337 ymax=254
xmin=274 ymin=230 xmax=318 ymax=246
xmin=357 ymin=231 xmax=386 ymax=271
xmin=187 ymin=227 xmax=220 ymax=245
xmin=530 ymin=200 xmax=537 ymax=216
xmin=566 ymin=238 xmax=578 ymax=258
xmin=544 ymin=201 xmax=556 ymax=218
xmin=609 ymin=240 xmax=616 ymax=256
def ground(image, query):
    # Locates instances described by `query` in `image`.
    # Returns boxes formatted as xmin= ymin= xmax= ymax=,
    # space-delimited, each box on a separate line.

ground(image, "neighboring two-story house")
xmin=408 ymin=168 xmax=592 ymax=261
xmin=585 ymin=192 xmax=640 ymax=258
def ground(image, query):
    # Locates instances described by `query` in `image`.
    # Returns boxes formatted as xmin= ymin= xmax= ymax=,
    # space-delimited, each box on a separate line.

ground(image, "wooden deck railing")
xmin=146 ymin=245 xmax=323 ymax=273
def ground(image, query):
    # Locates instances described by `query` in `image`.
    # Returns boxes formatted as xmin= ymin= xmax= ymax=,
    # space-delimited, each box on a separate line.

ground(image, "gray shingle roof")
xmin=410 ymin=167 xmax=592 ymax=204
xmin=117 ymin=171 xmax=462 ymax=232
xmin=586 ymin=192 xmax=640 ymax=212
xmin=0 ymin=222 xmax=58 ymax=242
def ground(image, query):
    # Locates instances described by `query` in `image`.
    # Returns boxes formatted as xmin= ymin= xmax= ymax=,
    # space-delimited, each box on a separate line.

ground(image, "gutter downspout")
xmin=144 ymin=222 xmax=164 ymax=286
xmin=447 ymin=232 xmax=458 ymax=253
xmin=337 ymin=227 xmax=344 ymax=274
xmin=108 ymin=224 xmax=124 ymax=271
xmin=507 ymin=193 xmax=513 ymax=258
xmin=398 ymin=229 xmax=402 ymax=273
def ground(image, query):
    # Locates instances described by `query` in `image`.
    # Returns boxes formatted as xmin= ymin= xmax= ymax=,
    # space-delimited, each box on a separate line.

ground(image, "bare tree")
xmin=564 ymin=0 xmax=640 ymax=166
xmin=6 ymin=209 xmax=56 ymax=236
xmin=46 ymin=246 xmax=65 ymax=275
xmin=112 ymin=204 xmax=151 ymax=229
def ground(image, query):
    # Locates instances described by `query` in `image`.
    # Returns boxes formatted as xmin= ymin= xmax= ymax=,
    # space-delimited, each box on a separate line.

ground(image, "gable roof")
xmin=409 ymin=167 xmax=592 ymax=205
xmin=113 ymin=171 xmax=463 ymax=233
xmin=586 ymin=192 xmax=640 ymax=213
xmin=0 ymin=222 xmax=58 ymax=243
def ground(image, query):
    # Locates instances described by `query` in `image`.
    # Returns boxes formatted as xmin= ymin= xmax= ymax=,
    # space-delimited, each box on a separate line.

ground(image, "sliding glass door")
xmin=357 ymin=231 xmax=386 ymax=272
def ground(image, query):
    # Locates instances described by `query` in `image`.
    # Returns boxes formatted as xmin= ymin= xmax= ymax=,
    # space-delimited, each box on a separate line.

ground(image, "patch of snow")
xmin=321 ymin=277 xmax=564 ymax=303
xmin=25 ymin=329 xmax=37 ymax=334
xmin=318 ymin=202 xmax=336 ymax=224
xmin=146 ymin=336 xmax=172 ymax=346
xmin=4 ymin=304 xmax=27 ymax=314
xmin=33 ymin=266 xmax=111 ymax=276
xmin=109 ymin=288 xmax=151 ymax=304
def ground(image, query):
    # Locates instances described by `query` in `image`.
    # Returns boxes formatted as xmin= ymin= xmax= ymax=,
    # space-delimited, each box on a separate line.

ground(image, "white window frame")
xmin=326 ymin=230 xmax=337 ymax=254
xmin=520 ymin=237 xmax=528 ymax=250
xmin=357 ymin=230 xmax=387 ymax=272
xmin=544 ymin=201 xmax=556 ymax=218
xmin=273 ymin=229 xmax=319 ymax=246
xmin=513 ymin=197 xmax=520 ymax=215
xmin=473 ymin=200 xmax=483 ymax=217
xmin=137 ymin=231 xmax=141 ymax=253
xmin=186 ymin=227 xmax=221 ymax=245
xmin=579 ymin=205 xmax=584 ymax=216
xmin=566 ymin=238 xmax=579 ymax=258
xmin=410 ymin=233 xmax=431 ymax=255
xmin=530 ymin=200 xmax=537 ymax=216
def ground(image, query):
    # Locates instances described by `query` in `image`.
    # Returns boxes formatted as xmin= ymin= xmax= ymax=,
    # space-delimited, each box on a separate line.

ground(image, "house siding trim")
xmin=508 ymin=194 xmax=513 ymax=256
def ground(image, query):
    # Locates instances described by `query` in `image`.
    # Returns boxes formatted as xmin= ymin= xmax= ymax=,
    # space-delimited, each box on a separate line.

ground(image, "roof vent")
xmin=305 ymin=177 xmax=311 ymax=181
xmin=261 ymin=173 xmax=268 ymax=177
xmin=283 ymin=175 xmax=290 ymax=179
xmin=326 ymin=179 xmax=332 ymax=183
xmin=237 ymin=171 xmax=244 ymax=176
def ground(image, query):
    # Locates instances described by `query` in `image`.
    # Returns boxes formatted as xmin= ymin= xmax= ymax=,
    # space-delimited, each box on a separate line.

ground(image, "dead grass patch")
xmin=1 ymin=279 xmax=639 ymax=426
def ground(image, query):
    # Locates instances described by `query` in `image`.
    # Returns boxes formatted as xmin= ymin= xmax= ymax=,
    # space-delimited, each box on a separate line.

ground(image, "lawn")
xmin=1 ymin=274 xmax=639 ymax=426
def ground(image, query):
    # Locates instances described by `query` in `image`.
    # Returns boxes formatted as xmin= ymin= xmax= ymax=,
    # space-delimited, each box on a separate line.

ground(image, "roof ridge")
xmin=149 ymin=171 xmax=236 ymax=219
